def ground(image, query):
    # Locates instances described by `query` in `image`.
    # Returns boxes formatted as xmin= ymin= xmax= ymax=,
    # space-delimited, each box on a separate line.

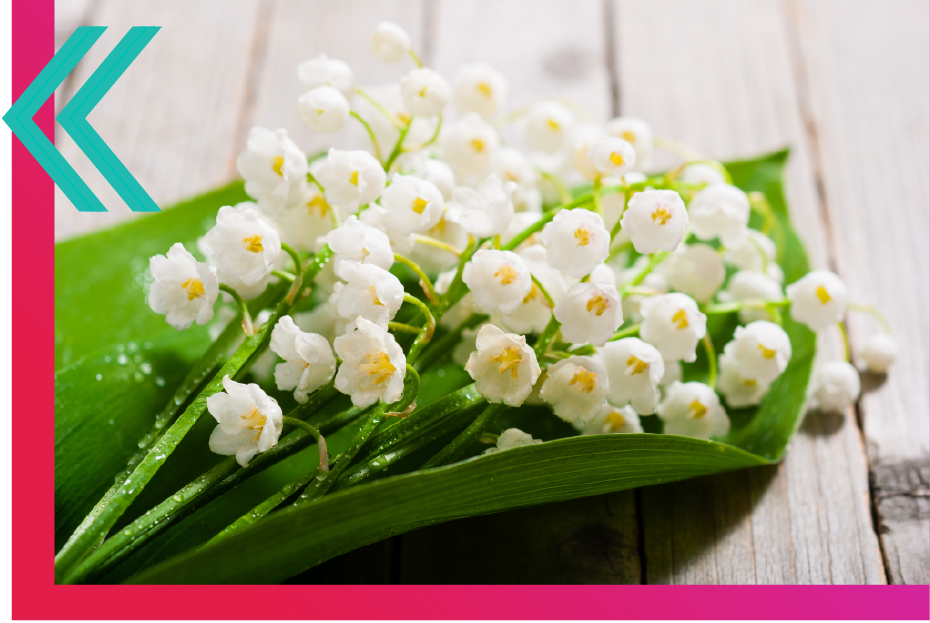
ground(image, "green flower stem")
xmin=703 ymin=333 xmax=718 ymax=387
xmin=534 ymin=315 xmax=562 ymax=358
xmin=394 ymin=254 xmax=439 ymax=305
xmin=389 ymin=321 xmax=422 ymax=334
xmin=53 ymin=316 xmax=244 ymax=572
xmin=55 ymin=247 xmax=334 ymax=583
xmin=61 ymin=385 xmax=353 ymax=584
xmin=350 ymin=111 xmax=383 ymax=162
xmin=279 ymin=243 xmax=304 ymax=304
xmin=437 ymin=236 xmax=478 ymax=315
xmin=403 ymin=294 xmax=436 ymax=364
xmin=837 ymin=322 xmax=851 ymax=363
xmin=421 ymin=402 xmax=509 ymax=468
xmin=271 ymin=270 xmax=295 ymax=283
xmin=609 ymin=184 xmax=631 ymax=242
xmin=384 ymin=119 xmax=412 ymax=170
xmin=621 ymin=251 xmax=666 ymax=293
xmin=702 ymin=299 xmax=790 ymax=315
xmin=283 ymin=416 xmax=328 ymax=471
xmin=412 ymin=233 xmax=461 ymax=256
xmin=405 ymin=114 xmax=442 ymax=152
xmin=592 ymin=177 xmax=604 ymax=217
xmin=415 ymin=313 xmax=489 ymax=372
xmin=355 ymin=88 xmax=404 ymax=130
xmin=502 ymin=193 xmax=594 ymax=252
xmin=530 ymin=274 xmax=555 ymax=307
xmin=537 ymin=168 xmax=571 ymax=204
xmin=848 ymin=303 xmax=892 ymax=333
xmin=218 ymin=283 xmax=254 ymax=334
xmin=609 ymin=323 xmax=641 ymax=342
xmin=408 ymin=48 xmax=423 ymax=67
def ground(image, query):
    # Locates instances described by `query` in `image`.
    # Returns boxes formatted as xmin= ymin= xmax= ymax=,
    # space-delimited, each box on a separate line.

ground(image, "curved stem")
xmin=415 ymin=313 xmax=489 ymax=372
xmin=413 ymin=233 xmax=462 ymax=256
xmin=271 ymin=270 xmax=295 ymax=283
xmin=537 ymin=168 xmax=571 ymax=204
xmin=502 ymin=192 xmax=594 ymax=251
xmin=702 ymin=299 xmax=790 ymax=315
xmin=530 ymin=274 xmax=555 ymax=308
xmin=355 ymin=88 xmax=404 ymax=130
xmin=394 ymin=253 xmax=439 ymax=304
xmin=280 ymin=243 xmax=304 ymax=304
xmin=404 ymin=294 xmax=436 ymax=364
xmin=404 ymin=114 xmax=442 ymax=152
xmin=654 ymin=136 xmax=703 ymax=161
xmin=219 ymin=283 xmax=254 ymax=335
xmin=385 ymin=119 xmax=412 ymax=169
xmin=703 ymin=333 xmax=718 ymax=387
xmin=350 ymin=111 xmax=383 ymax=162
xmin=837 ymin=322 xmax=851 ymax=363
xmin=408 ymin=48 xmax=423 ymax=67
xmin=389 ymin=321 xmax=422 ymax=334
xmin=421 ymin=402 xmax=509 ymax=468
xmin=283 ymin=416 xmax=328 ymax=471
xmin=609 ymin=323 xmax=641 ymax=342
xmin=621 ymin=252 xmax=666 ymax=293
xmin=534 ymin=315 xmax=562 ymax=358
xmin=848 ymin=303 xmax=892 ymax=333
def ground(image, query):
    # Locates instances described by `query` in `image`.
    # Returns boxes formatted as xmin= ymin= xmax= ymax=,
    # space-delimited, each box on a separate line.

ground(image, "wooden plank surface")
xmin=789 ymin=0 xmax=930 ymax=584
xmin=615 ymin=0 xmax=885 ymax=584
xmin=52 ymin=0 xmax=928 ymax=584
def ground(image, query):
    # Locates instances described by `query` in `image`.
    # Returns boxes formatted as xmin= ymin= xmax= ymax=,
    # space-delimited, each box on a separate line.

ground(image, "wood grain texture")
xmin=615 ymin=0 xmax=885 ymax=584
xmin=788 ymin=0 xmax=930 ymax=584
xmin=54 ymin=0 xmax=264 ymax=240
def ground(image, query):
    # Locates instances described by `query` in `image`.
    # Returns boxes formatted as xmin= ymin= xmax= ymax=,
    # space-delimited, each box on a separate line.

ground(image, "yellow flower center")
xmin=271 ymin=156 xmax=284 ymax=176
xmin=349 ymin=170 xmax=359 ymax=186
xmin=489 ymin=346 xmax=523 ymax=380
xmin=626 ymin=355 xmax=648 ymax=375
xmin=574 ymin=227 xmax=591 ymax=246
xmin=359 ymin=351 xmax=396 ymax=385
xmin=569 ymin=368 xmax=598 ymax=393
xmin=397 ymin=112 xmax=411 ymax=124
xmin=586 ymin=294 xmax=609 ymax=317
xmin=758 ymin=343 xmax=777 ymax=359
xmin=547 ymin=118 xmax=561 ymax=131
xmin=307 ymin=195 xmax=330 ymax=217
xmin=476 ymin=81 xmax=493 ymax=98
xmin=652 ymin=207 xmax=672 ymax=225
xmin=494 ymin=263 xmax=519 ymax=285
xmin=470 ymin=138 xmax=486 ymax=153
xmin=689 ymin=399 xmax=707 ymax=419
xmin=240 ymin=406 xmax=268 ymax=442
xmin=621 ymin=130 xmax=636 ymax=143
xmin=411 ymin=197 xmax=429 ymax=214
xmin=359 ymin=247 xmax=370 ymax=260
xmin=605 ymin=410 xmax=627 ymax=432
xmin=368 ymin=285 xmax=383 ymax=306
xmin=419 ymin=85 xmax=428 ymax=98
xmin=502 ymin=170 xmax=519 ymax=183
xmin=242 ymin=234 xmax=264 ymax=253
xmin=672 ymin=309 xmax=689 ymax=329
xmin=743 ymin=379 xmax=758 ymax=387
xmin=816 ymin=285 xmax=831 ymax=304
xmin=609 ymin=151 xmax=625 ymax=166
xmin=180 ymin=278 xmax=205 ymax=301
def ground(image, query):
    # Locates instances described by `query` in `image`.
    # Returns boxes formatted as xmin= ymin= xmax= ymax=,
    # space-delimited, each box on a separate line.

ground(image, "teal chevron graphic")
xmin=4 ymin=26 xmax=161 ymax=212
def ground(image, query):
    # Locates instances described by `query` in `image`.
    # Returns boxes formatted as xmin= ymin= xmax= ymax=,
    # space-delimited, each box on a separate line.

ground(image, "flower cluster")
xmin=143 ymin=20 xmax=896 ymax=466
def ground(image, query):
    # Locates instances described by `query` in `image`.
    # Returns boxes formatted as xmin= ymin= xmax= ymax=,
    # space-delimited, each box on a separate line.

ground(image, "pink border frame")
xmin=15 ymin=0 xmax=929 ymax=618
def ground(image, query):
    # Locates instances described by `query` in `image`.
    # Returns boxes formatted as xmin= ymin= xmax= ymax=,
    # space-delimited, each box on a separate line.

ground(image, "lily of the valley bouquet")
xmin=54 ymin=22 xmax=897 ymax=584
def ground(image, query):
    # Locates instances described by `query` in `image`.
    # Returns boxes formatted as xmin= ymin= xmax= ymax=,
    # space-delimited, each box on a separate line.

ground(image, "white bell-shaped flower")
xmin=380 ymin=173 xmax=444 ymax=234
xmin=656 ymin=381 xmax=730 ymax=440
xmin=494 ymin=147 xmax=542 ymax=213
xmin=207 ymin=375 xmax=284 ymax=467
xmin=658 ymin=243 xmax=726 ymax=303
xmin=500 ymin=246 xmax=568 ymax=334
xmin=462 ymin=249 xmax=533 ymax=315
xmin=858 ymin=333 xmax=897 ymax=374
xmin=465 ymin=324 xmax=541 ymax=407
xmin=786 ymin=270 xmax=848 ymax=332
xmin=717 ymin=352 xmax=771 ymax=408
xmin=577 ymin=404 xmax=644 ymax=435
xmin=409 ymin=206 xmax=469 ymax=274
xmin=525 ymin=101 xmax=575 ymax=153
xmin=236 ymin=127 xmax=309 ymax=214
xmin=541 ymin=208 xmax=610 ymax=278
xmin=619 ymin=256 xmax=669 ymax=322
xmin=809 ymin=360 xmax=860 ymax=413
xmin=605 ymin=116 xmax=654 ymax=169
xmin=316 ymin=148 xmax=387 ymax=215
xmin=679 ymin=162 xmax=727 ymax=185
xmin=639 ymin=293 xmax=707 ymax=363
xmin=440 ymin=113 xmax=500 ymax=179
xmin=333 ymin=317 xmax=407 ymax=408
xmin=358 ymin=202 xmax=415 ymax=255
xmin=369 ymin=21 xmax=411 ymax=63
xmin=452 ymin=174 xmax=516 ymax=237
xmin=723 ymin=230 xmax=783 ymax=282
xmin=148 ymin=243 xmax=219 ymax=331
xmin=202 ymin=205 xmax=281 ymax=290
xmin=540 ymin=356 xmax=609 ymax=424
xmin=483 ymin=428 xmax=543 ymax=455
xmin=589 ymin=136 xmax=636 ymax=177
xmin=453 ymin=63 xmax=507 ymax=119
xmin=272 ymin=180 xmax=333 ymax=253
xmin=719 ymin=271 xmax=785 ymax=323
xmin=723 ymin=321 xmax=792 ymax=384
xmin=270 ymin=315 xmax=337 ymax=404
xmin=620 ymin=189 xmax=689 ymax=254
xmin=400 ymin=67 xmax=451 ymax=117
xmin=553 ymin=282 xmax=624 ymax=347
xmin=334 ymin=261 xmax=405 ymax=329
xmin=600 ymin=337 xmax=665 ymax=415
xmin=688 ymin=183 xmax=751 ymax=246
xmin=572 ymin=124 xmax=605 ymax=181
xmin=298 ymin=54 xmax=353 ymax=95
xmin=298 ymin=85 xmax=350 ymax=133
xmin=326 ymin=214 xmax=395 ymax=276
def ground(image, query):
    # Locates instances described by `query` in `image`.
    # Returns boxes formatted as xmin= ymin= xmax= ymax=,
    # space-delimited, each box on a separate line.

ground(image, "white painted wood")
xmin=616 ymin=0 xmax=885 ymax=584
xmin=54 ymin=0 xmax=264 ymax=240
xmin=789 ymin=0 xmax=929 ymax=584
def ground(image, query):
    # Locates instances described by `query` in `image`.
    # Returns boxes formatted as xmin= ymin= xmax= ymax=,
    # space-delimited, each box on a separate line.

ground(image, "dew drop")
xmin=133 ymin=371 xmax=145 ymax=383
xmin=117 ymin=354 xmax=128 ymax=365
xmin=96 ymin=373 xmax=103 ymax=381
xmin=172 ymin=494 xmax=184 ymax=503
xmin=155 ymin=453 xmax=166 ymax=461
xmin=123 ymin=528 xmax=134 ymax=537
xmin=140 ymin=362 xmax=152 ymax=374
xmin=437 ymin=368 xmax=446 ymax=378
xmin=155 ymin=376 xmax=166 ymax=387
xmin=104 ymin=355 xmax=112 ymax=363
